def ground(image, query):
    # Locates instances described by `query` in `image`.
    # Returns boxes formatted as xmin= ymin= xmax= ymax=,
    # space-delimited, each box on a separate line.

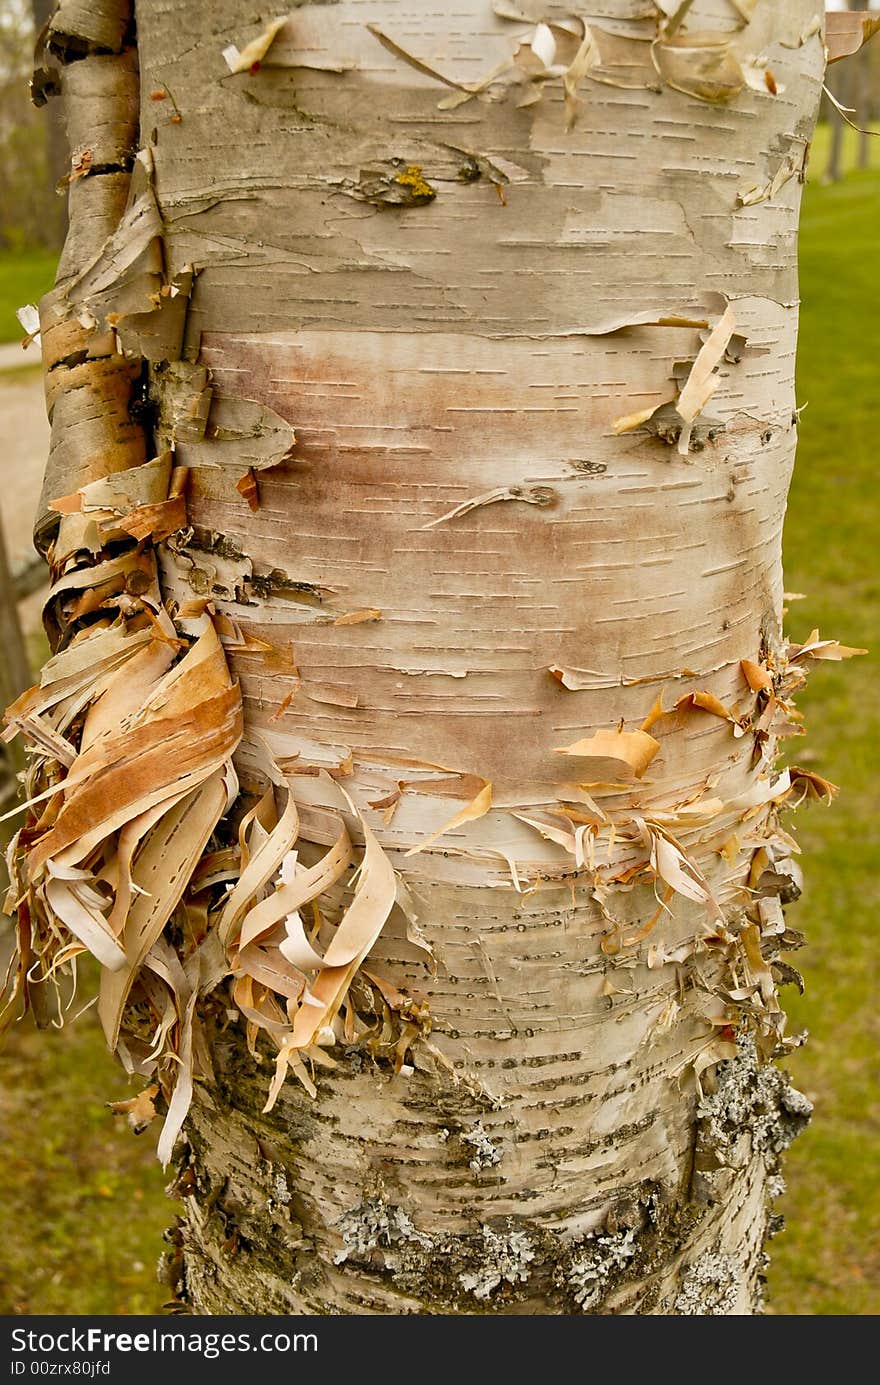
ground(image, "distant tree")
xmin=825 ymin=1 xmax=875 ymax=180
xmin=31 ymin=0 xmax=68 ymax=232
xmin=0 ymin=0 xmax=63 ymax=250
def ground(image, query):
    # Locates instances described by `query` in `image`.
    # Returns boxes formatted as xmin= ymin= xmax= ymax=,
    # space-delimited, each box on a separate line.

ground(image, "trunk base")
xmin=167 ymin=1035 xmax=808 ymax=1316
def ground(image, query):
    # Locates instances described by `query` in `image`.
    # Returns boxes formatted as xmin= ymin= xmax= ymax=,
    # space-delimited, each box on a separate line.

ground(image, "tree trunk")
xmin=12 ymin=0 xmax=840 ymax=1316
xmin=855 ymin=42 xmax=871 ymax=170
xmin=31 ymin=0 xmax=71 ymax=245
xmin=825 ymin=0 xmax=872 ymax=181
xmin=825 ymin=63 xmax=848 ymax=182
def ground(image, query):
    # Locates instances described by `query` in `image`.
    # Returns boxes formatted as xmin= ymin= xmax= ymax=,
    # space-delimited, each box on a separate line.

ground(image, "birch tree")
xmin=3 ymin=0 xmax=872 ymax=1315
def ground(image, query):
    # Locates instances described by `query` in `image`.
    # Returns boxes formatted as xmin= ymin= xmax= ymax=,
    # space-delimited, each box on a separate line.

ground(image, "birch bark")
xmin=10 ymin=0 xmax=848 ymax=1315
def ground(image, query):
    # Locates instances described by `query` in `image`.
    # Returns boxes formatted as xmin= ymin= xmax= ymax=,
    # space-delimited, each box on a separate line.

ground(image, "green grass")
xmin=805 ymin=120 xmax=880 ymax=182
xmin=0 ymin=250 xmax=57 ymax=344
xmin=764 ymin=153 xmax=880 ymax=1316
xmin=0 ymin=962 xmax=171 ymax=1314
xmin=0 ymin=127 xmax=877 ymax=1317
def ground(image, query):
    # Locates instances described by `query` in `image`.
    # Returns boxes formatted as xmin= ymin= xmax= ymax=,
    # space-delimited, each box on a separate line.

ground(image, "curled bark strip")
xmin=2 ymin=0 xmax=399 ymax=1167
xmin=825 ymin=12 xmax=880 ymax=65
xmin=47 ymin=0 xmax=133 ymax=57
xmin=422 ymin=485 xmax=557 ymax=529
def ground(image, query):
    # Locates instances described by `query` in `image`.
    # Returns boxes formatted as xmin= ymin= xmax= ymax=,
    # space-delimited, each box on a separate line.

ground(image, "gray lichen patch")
xmin=673 ymin=1250 xmax=741 ymax=1316
xmin=695 ymin=1033 xmax=812 ymax=1181
xmin=271 ymin=1168 xmax=293 ymax=1207
xmin=458 ymin=1225 xmax=535 ymax=1301
xmin=566 ymin=1227 xmax=638 ymax=1312
xmin=334 ymin=1196 xmax=433 ymax=1266
xmin=461 ymin=1120 xmax=502 ymax=1174
xmin=325 ymin=1202 xmax=554 ymax=1310
xmin=552 ymin=1184 xmax=709 ymax=1314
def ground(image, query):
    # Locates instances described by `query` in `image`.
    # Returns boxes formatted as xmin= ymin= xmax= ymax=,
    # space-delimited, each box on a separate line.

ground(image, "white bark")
xmin=8 ymin=0 xmax=837 ymax=1314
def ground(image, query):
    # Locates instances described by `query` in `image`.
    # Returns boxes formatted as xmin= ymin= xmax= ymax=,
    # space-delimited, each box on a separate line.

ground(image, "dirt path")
xmin=0 ymin=361 xmax=51 ymax=658
xmin=0 ymin=340 xmax=41 ymax=371
xmin=0 ymin=365 xmax=49 ymax=572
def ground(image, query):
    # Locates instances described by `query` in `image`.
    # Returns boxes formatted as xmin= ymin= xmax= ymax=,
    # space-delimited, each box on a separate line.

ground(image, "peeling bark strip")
xmin=2 ymin=1 xmax=872 ymax=1315
xmin=4 ymin=0 xmax=242 ymax=1168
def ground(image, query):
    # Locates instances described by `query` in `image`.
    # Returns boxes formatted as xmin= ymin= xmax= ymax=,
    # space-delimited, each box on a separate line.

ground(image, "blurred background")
xmin=0 ymin=0 xmax=877 ymax=1316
